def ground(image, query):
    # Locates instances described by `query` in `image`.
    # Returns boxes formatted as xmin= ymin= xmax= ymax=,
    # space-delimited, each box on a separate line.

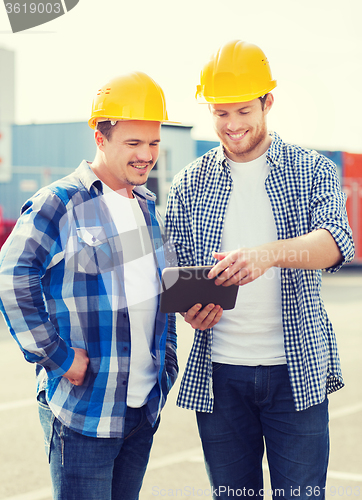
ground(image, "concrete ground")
xmin=0 ymin=268 xmax=361 ymax=500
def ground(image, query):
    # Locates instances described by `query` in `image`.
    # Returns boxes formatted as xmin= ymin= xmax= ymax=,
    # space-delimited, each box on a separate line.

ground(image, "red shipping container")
xmin=343 ymin=178 xmax=362 ymax=263
xmin=343 ymin=152 xmax=362 ymax=179
xmin=0 ymin=219 xmax=16 ymax=249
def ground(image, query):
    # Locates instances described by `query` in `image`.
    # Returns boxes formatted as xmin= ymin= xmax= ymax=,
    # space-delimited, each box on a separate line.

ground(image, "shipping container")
xmin=343 ymin=178 xmax=362 ymax=264
xmin=343 ymin=152 xmax=362 ymax=179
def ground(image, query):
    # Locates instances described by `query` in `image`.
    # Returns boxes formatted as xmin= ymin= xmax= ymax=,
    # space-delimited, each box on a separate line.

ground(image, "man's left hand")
xmin=181 ymin=303 xmax=223 ymax=330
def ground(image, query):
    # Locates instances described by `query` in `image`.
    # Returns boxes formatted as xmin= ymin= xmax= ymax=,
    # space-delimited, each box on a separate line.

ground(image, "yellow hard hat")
xmin=196 ymin=40 xmax=277 ymax=104
xmin=89 ymin=71 xmax=171 ymax=129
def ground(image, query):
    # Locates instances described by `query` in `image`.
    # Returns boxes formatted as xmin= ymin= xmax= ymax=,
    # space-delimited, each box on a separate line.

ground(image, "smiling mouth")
xmin=227 ymin=131 xmax=248 ymax=141
xmin=129 ymin=162 xmax=152 ymax=170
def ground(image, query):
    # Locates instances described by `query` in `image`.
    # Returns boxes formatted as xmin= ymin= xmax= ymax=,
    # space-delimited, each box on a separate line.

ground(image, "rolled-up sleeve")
xmin=309 ymin=157 xmax=355 ymax=272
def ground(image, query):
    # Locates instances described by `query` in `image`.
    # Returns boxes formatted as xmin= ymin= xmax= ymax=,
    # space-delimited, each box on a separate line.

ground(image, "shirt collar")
xmin=215 ymin=131 xmax=283 ymax=171
xmin=133 ymin=185 xmax=156 ymax=202
xmin=76 ymin=160 xmax=103 ymax=194
xmin=215 ymin=144 xmax=231 ymax=173
xmin=266 ymin=131 xmax=283 ymax=168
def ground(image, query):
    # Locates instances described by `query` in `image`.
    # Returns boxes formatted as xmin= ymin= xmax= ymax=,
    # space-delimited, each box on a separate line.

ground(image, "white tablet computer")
xmin=160 ymin=266 xmax=239 ymax=313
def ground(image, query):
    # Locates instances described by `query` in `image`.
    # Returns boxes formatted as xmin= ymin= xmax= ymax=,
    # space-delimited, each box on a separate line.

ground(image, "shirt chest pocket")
xmin=65 ymin=226 xmax=114 ymax=275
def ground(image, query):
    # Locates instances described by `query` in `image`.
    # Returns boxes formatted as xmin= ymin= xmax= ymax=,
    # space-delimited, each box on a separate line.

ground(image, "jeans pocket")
xmin=37 ymin=391 xmax=55 ymax=463
xmin=212 ymin=362 xmax=224 ymax=373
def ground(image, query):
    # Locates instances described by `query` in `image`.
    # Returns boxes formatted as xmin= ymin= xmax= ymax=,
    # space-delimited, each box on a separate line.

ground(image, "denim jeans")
xmin=196 ymin=364 xmax=329 ymax=500
xmin=38 ymin=391 xmax=159 ymax=500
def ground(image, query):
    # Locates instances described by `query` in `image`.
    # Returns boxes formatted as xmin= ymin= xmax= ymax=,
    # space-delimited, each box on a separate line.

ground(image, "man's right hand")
xmin=63 ymin=348 xmax=89 ymax=386
xmin=182 ymin=303 xmax=223 ymax=331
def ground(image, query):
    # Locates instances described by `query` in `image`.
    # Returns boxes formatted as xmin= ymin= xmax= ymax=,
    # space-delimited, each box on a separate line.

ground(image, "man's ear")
xmin=95 ymin=130 xmax=105 ymax=149
xmin=264 ymin=93 xmax=274 ymax=115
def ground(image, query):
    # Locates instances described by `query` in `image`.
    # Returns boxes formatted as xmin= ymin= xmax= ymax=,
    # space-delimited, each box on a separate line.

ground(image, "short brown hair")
xmin=96 ymin=121 xmax=115 ymax=141
xmin=259 ymin=94 xmax=269 ymax=110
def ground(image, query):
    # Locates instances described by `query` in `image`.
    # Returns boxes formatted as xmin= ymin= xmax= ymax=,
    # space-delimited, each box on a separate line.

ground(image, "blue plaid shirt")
xmin=0 ymin=161 xmax=178 ymax=438
xmin=165 ymin=132 xmax=354 ymax=412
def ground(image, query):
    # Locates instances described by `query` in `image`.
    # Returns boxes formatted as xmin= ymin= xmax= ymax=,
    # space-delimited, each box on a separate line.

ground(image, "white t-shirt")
xmin=102 ymin=185 xmax=159 ymax=407
xmin=212 ymin=153 xmax=286 ymax=366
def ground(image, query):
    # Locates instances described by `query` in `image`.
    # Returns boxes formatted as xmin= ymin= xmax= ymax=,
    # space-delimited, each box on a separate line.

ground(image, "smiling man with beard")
xmin=165 ymin=41 xmax=355 ymax=499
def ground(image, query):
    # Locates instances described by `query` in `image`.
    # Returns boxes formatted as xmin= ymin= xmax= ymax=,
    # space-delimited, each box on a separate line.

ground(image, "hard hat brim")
xmin=196 ymin=81 xmax=277 ymax=104
xmin=88 ymin=116 xmax=181 ymax=130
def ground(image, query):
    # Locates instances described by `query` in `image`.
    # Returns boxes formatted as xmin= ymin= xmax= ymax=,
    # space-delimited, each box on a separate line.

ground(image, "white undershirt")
xmin=102 ymin=185 xmax=159 ymax=407
xmin=212 ymin=153 xmax=286 ymax=366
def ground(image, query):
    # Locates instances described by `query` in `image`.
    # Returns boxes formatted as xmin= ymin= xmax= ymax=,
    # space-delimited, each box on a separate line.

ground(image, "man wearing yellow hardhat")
xmin=0 ymin=71 xmax=215 ymax=500
xmin=166 ymin=41 xmax=354 ymax=498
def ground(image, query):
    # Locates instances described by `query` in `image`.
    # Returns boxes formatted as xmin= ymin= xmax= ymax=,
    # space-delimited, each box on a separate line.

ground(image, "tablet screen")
xmin=160 ymin=266 xmax=239 ymax=313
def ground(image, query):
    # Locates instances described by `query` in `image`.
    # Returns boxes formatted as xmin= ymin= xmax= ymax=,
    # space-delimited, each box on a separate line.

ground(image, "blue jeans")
xmin=196 ymin=364 xmax=329 ymax=499
xmin=38 ymin=391 xmax=159 ymax=500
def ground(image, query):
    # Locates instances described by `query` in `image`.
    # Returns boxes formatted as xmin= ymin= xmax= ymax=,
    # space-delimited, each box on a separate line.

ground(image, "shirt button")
xmin=218 ymin=217 xmax=223 ymax=222
xmin=226 ymin=185 xmax=231 ymax=190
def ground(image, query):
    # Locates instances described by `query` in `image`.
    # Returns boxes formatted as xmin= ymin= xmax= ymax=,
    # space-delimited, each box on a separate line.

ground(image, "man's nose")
xmin=136 ymin=145 xmax=153 ymax=163
xmin=226 ymin=116 xmax=243 ymax=132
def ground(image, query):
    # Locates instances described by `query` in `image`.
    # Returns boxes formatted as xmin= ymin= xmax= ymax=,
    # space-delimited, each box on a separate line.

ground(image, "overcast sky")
xmin=0 ymin=0 xmax=361 ymax=152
